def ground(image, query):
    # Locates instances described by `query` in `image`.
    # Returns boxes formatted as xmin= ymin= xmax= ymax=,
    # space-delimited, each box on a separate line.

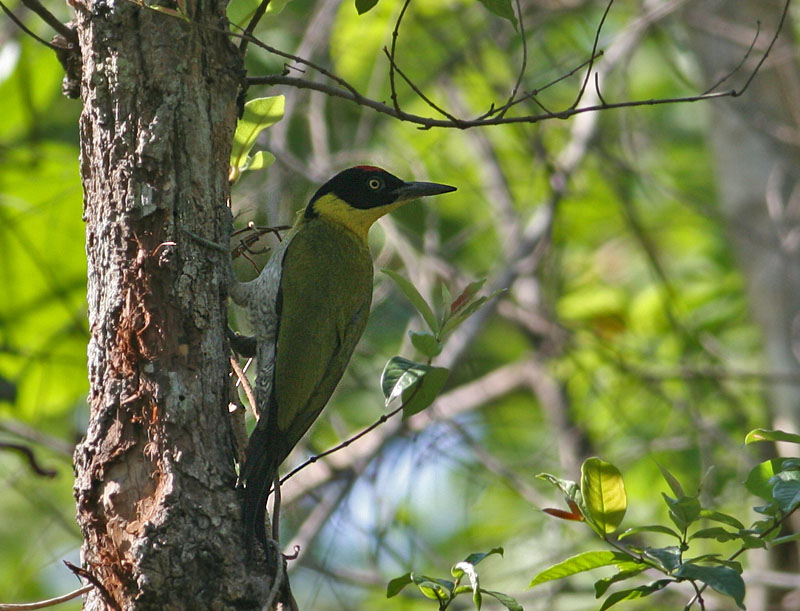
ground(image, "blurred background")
xmin=1 ymin=0 xmax=798 ymax=608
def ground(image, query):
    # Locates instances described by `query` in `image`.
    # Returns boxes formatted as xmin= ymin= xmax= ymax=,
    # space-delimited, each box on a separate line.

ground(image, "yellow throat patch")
xmin=310 ymin=193 xmax=408 ymax=242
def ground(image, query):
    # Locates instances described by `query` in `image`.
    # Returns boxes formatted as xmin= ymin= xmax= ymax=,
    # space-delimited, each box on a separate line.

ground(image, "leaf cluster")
xmin=530 ymin=429 xmax=800 ymax=610
xmin=387 ymin=548 xmax=522 ymax=611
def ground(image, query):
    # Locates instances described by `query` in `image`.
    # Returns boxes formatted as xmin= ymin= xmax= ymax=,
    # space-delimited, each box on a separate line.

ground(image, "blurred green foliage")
xmin=0 ymin=0 xmax=789 ymax=609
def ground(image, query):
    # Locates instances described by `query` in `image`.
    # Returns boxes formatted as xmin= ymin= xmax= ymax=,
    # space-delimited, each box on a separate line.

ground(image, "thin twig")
xmin=18 ymin=0 xmax=77 ymax=43
xmin=495 ymin=0 xmax=528 ymax=119
xmin=0 ymin=442 xmax=57 ymax=477
xmin=0 ymin=0 xmax=60 ymax=50
xmin=732 ymin=0 xmax=790 ymax=97
xmin=0 ymin=585 xmax=92 ymax=610
xmin=63 ymin=562 xmax=120 ymax=611
xmin=382 ymin=46 xmax=460 ymax=124
xmin=280 ymin=402 xmax=406 ymax=483
xmin=386 ymin=0 xmax=412 ymax=114
xmin=248 ymin=74 xmax=739 ymax=127
xmin=569 ymin=0 xmax=614 ymax=110
xmin=239 ymin=0 xmax=272 ymax=55
xmin=701 ymin=19 xmax=760 ymax=95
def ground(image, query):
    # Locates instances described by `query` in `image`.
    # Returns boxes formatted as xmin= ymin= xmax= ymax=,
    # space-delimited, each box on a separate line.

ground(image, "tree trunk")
xmin=71 ymin=2 xmax=272 ymax=607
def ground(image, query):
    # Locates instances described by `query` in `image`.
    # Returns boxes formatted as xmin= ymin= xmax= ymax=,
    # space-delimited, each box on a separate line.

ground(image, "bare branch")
xmin=569 ymin=0 xmax=614 ymax=110
xmin=0 ymin=0 xmax=61 ymax=50
xmin=0 ymin=442 xmax=57 ymax=477
xmin=0 ymin=585 xmax=92 ymax=610
xmin=238 ymin=0 xmax=271 ymax=55
xmin=18 ymin=0 xmax=77 ymax=43
xmin=242 ymin=0 xmax=787 ymax=130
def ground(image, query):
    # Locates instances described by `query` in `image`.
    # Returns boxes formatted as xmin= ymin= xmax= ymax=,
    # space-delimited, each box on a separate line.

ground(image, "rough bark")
xmin=71 ymin=1 xmax=273 ymax=607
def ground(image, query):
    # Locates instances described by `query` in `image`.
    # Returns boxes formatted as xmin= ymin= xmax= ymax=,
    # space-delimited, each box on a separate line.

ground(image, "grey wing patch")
xmin=231 ymin=237 xmax=291 ymax=424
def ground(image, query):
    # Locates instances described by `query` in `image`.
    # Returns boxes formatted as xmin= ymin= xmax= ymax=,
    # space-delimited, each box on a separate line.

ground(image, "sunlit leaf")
xmin=745 ymin=428 xmax=800 ymax=445
xmin=248 ymin=150 xmax=275 ymax=171
xmin=451 ymin=561 xmax=480 ymax=609
xmin=230 ymin=95 xmax=285 ymax=179
xmin=529 ymin=551 xmax=630 ymax=588
xmin=745 ymin=459 xmax=789 ymax=500
xmin=581 ymin=457 xmax=627 ymax=534
xmin=411 ymin=574 xmax=453 ymax=602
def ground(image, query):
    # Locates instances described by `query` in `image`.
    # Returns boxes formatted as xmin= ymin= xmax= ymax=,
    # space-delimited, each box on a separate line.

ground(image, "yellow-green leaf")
xmin=581 ymin=457 xmax=627 ymax=534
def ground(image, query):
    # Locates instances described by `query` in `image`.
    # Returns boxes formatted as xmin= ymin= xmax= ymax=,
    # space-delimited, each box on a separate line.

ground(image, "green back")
xmin=271 ymin=217 xmax=374 ymax=460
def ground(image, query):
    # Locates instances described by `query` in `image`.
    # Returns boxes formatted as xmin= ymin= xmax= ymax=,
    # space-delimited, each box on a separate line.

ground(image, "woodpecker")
xmin=228 ymin=166 xmax=456 ymax=554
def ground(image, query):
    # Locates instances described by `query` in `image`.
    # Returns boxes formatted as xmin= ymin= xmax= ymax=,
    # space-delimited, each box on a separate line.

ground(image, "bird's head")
xmin=304 ymin=166 xmax=456 ymax=241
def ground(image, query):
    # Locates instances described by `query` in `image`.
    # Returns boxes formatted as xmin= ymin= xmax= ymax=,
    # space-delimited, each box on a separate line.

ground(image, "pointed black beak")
xmin=393 ymin=181 xmax=457 ymax=202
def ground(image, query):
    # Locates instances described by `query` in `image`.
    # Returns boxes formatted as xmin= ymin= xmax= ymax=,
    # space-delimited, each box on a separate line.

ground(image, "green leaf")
xmin=230 ymin=96 xmax=285 ymax=178
xmin=771 ymin=531 xmax=800 ymax=546
xmin=594 ymin=568 xmax=646 ymax=598
xmin=386 ymin=572 xmax=412 ymax=598
xmin=481 ymin=589 xmax=523 ymax=611
xmin=411 ymin=574 xmax=453 ymax=602
xmin=662 ymin=494 xmax=701 ymax=531
xmin=674 ymin=564 xmax=745 ymax=609
xmin=449 ymin=279 xmax=486 ymax=315
xmin=746 ymin=458 xmax=790 ymax=500
xmin=581 ymin=457 xmax=627 ymax=534
xmin=440 ymin=289 xmax=505 ymax=339
xmin=453 ymin=548 xmax=504 ymax=575
xmin=382 ymin=269 xmax=439 ymax=334
xmin=698 ymin=509 xmax=745 ymax=530
xmin=451 ymin=561 xmax=480 ymax=609
xmin=656 ymin=462 xmax=685 ymax=498
xmin=409 ymin=331 xmax=442 ymax=358
xmin=354 ymin=0 xmax=378 ymax=14
xmin=598 ymin=580 xmax=672 ymax=611
xmin=643 ymin=546 xmax=681 ymax=572
xmin=536 ymin=473 xmax=586 ymax=517
xmin=247 ymin=150 xmax=275 ymax=171
xmin=380 ymin=356 xmax=448 ymax=418
xmin=772 ymin=477 xmax=800 ymax=513
xmin=745 ymin=428 xmax=800 ymax=445
xmin=617 ymin=524 xmax=681 ymax=540
xmin=528 ymin=551 xmax=630 ymax=588
xmin=536 ymin=473 xmax=580 ymax=500
xmin=689 ymin=527 xmax=740 ymax=542
xmin=475 ymin=0 xmax=518 ymax=29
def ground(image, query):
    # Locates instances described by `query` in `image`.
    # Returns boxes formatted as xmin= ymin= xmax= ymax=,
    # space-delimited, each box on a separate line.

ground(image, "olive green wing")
xmin=269 ymin=221 xmax=374 ymax=462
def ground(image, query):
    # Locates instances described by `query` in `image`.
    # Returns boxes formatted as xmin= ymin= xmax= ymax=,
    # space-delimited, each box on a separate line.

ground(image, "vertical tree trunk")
xmin=71 ymin=1 xmax=272 ymax=607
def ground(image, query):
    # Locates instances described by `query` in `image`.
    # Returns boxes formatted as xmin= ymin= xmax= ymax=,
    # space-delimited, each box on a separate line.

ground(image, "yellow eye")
xmin=368 ymin=178 xmax=383 ymax=190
